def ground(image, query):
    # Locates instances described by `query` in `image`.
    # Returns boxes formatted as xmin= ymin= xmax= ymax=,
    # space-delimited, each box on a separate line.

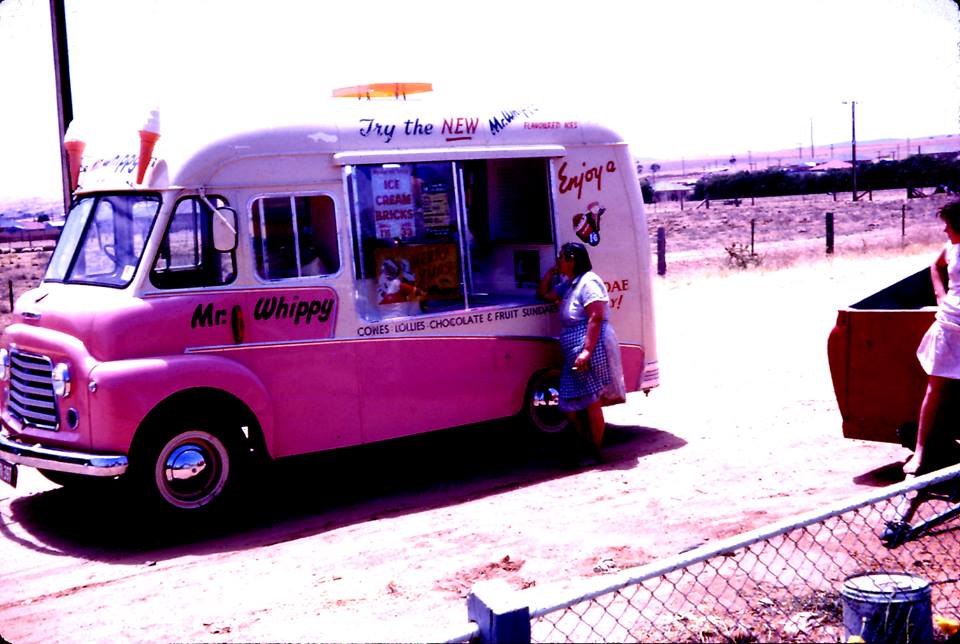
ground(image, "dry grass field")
xmin=647 ymin=188 xmax=950 ymax=275
xmin=0 ymin=248 xmax=51 ymax=328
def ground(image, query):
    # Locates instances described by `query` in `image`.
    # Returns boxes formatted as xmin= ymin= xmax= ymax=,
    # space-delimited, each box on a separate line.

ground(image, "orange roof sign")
xmin=332 ymin=83 xmax=433 ymax=100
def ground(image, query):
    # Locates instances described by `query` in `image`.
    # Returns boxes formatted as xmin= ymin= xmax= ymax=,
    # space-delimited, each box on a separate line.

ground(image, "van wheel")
xmin=525 ymin=369 xmax=570 ymax=434
xmin=133 ymin=420 xmax=239 ymax=513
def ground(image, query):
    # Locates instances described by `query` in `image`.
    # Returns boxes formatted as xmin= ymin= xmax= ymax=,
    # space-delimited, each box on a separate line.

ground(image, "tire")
xmin=132 ymin=418 xmax=241 ymax=514
xmin=525 ymin=369 xmax=570 ymax=434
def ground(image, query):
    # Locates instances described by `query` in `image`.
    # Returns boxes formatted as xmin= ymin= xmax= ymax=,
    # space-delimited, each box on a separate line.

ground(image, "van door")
xmin=243 ymin=192 xmax=361 ymax=456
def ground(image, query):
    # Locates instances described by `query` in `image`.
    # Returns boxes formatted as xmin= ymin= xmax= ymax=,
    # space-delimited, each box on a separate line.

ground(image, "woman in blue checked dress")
xmin=538 ymin=242 xmax=626 ymax=457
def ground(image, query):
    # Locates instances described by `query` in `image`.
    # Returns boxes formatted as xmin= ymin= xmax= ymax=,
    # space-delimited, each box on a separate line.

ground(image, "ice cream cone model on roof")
xmin=137 ymin=109 xmax=161 ymax=184
xmin=63 ymin=138 xmax=85 ymax=193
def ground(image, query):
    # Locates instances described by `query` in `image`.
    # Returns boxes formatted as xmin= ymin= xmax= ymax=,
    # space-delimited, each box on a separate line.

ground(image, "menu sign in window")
xmin=371 ymin=166 xmax=415 ymax=240
xmin=421 ymin=182 xmax=452 ymax=238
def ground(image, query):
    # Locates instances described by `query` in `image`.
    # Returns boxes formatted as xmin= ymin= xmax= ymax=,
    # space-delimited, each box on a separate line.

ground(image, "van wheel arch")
xmin=133 ymin=388 xmax=267 ymax=458
xmin=128 ymin=388 xmax=267 ymax=514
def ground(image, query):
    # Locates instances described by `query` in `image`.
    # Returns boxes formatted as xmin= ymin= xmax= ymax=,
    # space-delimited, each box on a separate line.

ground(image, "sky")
xmin=0 ymin=0 xmax=958 ymax=206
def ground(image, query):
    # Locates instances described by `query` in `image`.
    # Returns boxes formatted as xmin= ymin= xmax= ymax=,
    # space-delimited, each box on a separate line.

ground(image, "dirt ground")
xmin=0 ymin=193 xmax=955 ymax=643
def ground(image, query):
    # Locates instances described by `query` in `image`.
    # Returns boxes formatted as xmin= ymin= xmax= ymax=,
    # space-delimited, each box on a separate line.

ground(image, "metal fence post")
xmin=467 ymin=580 xmax=531 ymax=643
xmin=826 ymin=212 xmax=834 ymax=254
xmin=656 ymin=227 xmax=666 ymax=276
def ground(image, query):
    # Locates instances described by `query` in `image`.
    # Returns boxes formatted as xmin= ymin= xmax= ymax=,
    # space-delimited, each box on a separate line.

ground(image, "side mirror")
xmin=212 ymin=207 xmax=238 ymax=252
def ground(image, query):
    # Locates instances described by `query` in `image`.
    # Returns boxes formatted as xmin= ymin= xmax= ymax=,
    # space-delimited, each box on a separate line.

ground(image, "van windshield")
xmin=44 ymin=193 xmax=161 ymax=287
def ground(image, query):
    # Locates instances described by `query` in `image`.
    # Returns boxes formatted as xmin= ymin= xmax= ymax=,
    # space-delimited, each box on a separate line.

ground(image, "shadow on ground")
xmin=854 ymin=449 xmax=960 ymax=488
xmin=2 ymin=419 xmax=685 ymax=562
xmin=853 ymin=460 xmax=909 ymax=487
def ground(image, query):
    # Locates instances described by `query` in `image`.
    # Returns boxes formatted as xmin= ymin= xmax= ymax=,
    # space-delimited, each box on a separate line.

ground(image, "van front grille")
xmin=8 ymin=350 xmax=59 ymax=430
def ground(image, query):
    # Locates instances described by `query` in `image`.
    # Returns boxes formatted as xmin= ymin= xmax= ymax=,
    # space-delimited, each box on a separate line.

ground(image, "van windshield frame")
xmin=44 ymin=192 xmax=162 ymax=288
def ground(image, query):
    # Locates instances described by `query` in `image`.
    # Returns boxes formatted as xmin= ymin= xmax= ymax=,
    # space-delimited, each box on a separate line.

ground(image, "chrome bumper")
xmin=0 ymin=430 xmax=128 ymax=477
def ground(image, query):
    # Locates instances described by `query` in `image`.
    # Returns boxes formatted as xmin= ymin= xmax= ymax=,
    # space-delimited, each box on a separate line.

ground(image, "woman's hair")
xmin=939 ymin=200 xmax=960 ymax=232
xmin=560 ymin=242 xmax=592 ymax=276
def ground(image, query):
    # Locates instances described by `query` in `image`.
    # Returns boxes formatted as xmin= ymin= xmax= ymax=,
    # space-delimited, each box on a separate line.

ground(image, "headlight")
xmin=0 ymin=348 xmax=8 ymax=381
xmin=52 ymin=362 xmax=71 ymax=398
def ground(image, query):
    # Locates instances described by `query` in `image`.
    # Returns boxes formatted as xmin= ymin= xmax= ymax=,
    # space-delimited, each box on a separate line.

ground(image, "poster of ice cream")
xmin=373 ymin=243 xmax=460 ymax=303
xmin=371 ymin=166 xmax=415 ymax=240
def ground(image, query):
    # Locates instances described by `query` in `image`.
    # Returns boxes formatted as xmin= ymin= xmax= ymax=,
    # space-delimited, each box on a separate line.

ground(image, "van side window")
xmin=150 ymin=195 xmax=236 ymax=290
xmin=252 ymin=195 xmax=340 ymax=280
xmin=348 ymin=163 xmax=464 ymax=321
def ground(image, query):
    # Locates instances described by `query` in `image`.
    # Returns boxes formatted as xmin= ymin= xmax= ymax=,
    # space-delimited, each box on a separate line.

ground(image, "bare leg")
xmin=904 ymin=376 xmax=948 ymax=475
xmin=566 ymin=410 xmax=583 ymax=436
xmin=585 ymin=402 xmax=606 ymax=450
xmin=566 ymin=408 xmax=603 ymax=461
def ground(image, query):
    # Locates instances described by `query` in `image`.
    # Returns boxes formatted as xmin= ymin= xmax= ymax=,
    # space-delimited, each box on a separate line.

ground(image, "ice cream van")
xmin=0 ymin=85 xmax=658 ymax=514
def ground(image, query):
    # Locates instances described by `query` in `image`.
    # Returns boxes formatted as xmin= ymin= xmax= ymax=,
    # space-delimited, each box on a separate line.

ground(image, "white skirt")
xmin=917 ymin=318 xmax=960 ymax=378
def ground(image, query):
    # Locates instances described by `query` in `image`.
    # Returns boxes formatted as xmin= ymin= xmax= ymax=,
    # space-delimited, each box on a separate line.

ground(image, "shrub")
xmin=691 ymin=154 xmax=960 ymax=200
xmin=725 ymin=242 xmax=763 ymax=269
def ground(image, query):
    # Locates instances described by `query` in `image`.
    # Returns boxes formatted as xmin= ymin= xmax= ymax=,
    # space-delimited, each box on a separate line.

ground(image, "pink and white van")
xmin=0 ymin=89 xmax=658 ymax=513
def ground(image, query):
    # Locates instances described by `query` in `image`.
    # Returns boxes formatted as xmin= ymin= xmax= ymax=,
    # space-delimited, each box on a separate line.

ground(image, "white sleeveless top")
xmin=937 ymin=242 xmax=960 ymax=325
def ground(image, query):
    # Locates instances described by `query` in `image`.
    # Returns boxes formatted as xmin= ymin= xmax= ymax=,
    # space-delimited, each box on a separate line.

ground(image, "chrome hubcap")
xmin=530 ymin=376 xmax=568 ymax=433
xmin=155 ymin=431 xmax=229 ymax=509
xmin=164 ymin=445 xmax=209 ymax=482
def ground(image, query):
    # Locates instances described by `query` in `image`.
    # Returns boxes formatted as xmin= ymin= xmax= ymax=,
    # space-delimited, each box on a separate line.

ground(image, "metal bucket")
xmin=841 ymin=573 xmax=932 ymax=644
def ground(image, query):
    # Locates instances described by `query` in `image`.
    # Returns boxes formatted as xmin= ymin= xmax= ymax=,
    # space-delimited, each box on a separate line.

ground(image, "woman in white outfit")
xmin=904 ymin=200 xmax=960 ymax=475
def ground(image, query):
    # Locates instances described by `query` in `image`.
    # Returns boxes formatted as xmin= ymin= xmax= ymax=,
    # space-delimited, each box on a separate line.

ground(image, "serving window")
xmin=347 ymin=157 xmax=555 ymax=321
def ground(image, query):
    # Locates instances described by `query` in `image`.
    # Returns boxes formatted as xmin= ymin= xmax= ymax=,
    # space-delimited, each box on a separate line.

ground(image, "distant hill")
xmin=637 ymin=133 xmax=960 ymax=179
xmin=0 ymin=197 xmax=64 ymax=219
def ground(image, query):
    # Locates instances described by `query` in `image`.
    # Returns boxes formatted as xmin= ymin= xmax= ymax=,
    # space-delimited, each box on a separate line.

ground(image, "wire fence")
xmin=452 ymin=463 xmax=960 ymax=643
xmin=646 ymin=190 xmax=953 ymax=275
xmin=0 ymin=229 xmax=59 ymax=253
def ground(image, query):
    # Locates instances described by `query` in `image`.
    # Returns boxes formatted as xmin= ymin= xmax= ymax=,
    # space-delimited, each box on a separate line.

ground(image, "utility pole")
xmin=49 ymin=0 xmax=74 ymax=213
xmin=843 ymin=100 xmax=858 ymax=201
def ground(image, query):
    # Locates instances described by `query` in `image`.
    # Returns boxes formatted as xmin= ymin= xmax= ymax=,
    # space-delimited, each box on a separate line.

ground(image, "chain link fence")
xmin=451 ymin=463 xmax=960 ymax=643
xmin=532 ymin=464 xmax=960 ymax=643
